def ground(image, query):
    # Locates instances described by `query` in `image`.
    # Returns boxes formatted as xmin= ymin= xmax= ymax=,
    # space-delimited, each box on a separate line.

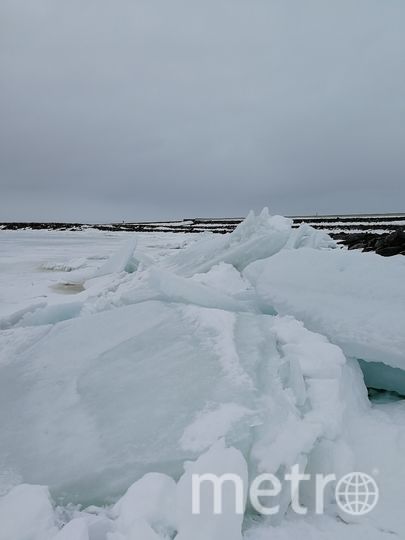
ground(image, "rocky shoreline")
xmin=334 ymin=230 xmax=405 ymax=256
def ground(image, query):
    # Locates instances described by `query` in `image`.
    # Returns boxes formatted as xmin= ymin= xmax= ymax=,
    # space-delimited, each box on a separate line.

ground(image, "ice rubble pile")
xmin=166 ymin=208 xmax=335 ymax=276
xmin=245 ymin=246 xmax=405 ymax=393
xmin=0 ymin=209 xmax=405 ymax=540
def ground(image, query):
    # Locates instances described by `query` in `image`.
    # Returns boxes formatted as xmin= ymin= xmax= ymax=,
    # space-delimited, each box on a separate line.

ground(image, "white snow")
xmin=0 ymin=210 xmax=404 ymax=540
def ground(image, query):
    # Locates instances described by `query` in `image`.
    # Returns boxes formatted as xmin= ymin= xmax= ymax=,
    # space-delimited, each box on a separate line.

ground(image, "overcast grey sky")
xmin=1 ymin=0 xmax=404 ymax=221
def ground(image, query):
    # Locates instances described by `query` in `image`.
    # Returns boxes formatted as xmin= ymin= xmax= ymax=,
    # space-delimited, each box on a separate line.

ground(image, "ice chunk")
xmin=0 ymin=484 xmax=56 ymax=540
xmin=176 ymin=440 xmax=248 ymax=540
xmin=245 ymin=248 xmax=405 ymax=374
xmin=192 ymin=263 xmax=251 ymax=296
xmin=0 ymin=302 xmax=47 ymax=330
xmin=109 ymin=264 xmax=253 ymax=316
xmin=166 ymin=209 xmax=292 ymax=276
xmin=64 ymin=237 xmax=138 ymax=284
xmin=247 ymin=317 xmax=357 ymax=523
xmin=92 ymin=237 xmax=138 ymax=277
xmin=146 ymin=267 xmax=244 ymax=311
xmin=17 ymin=301 xmax=83 ymax=327
xmin=285 ymin=223 xmax=336 ymax=250
xmin=113 ymin=473 xmax=176 ymax=535
xmin=0 ymin=302 xmax=271 ymax=503
xmin=52 ymin=518 xmax=89 ymax=540
xmin=0 ymin=301 xmax=353 ymax=509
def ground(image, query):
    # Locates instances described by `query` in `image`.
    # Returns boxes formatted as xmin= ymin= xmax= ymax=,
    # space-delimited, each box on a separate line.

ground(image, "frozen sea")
xmin=1 ymin=211 xmax=405 ymax=540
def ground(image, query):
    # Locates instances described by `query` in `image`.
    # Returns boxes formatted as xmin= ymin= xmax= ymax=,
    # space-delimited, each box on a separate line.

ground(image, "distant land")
xmin=1 ymin=213 xmax=405 ymax=256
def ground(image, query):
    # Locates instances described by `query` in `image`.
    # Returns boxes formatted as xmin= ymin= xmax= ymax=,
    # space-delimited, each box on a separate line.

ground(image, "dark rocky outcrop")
xmin=335 ymin=230 xmax=405 ymax=256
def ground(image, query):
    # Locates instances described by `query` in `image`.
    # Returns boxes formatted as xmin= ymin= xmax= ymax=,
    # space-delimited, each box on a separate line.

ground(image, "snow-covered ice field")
xmin=1 ymin=210 xmax=405 ymax=540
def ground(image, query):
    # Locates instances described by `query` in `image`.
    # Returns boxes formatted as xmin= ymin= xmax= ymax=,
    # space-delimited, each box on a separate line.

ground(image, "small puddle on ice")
xmin=51 ymin=283 xmax=85 ymax=295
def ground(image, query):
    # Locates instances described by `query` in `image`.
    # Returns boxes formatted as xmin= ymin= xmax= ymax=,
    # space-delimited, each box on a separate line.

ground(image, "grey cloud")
xmin=1 ymin=0 xmax=404 ymax=221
